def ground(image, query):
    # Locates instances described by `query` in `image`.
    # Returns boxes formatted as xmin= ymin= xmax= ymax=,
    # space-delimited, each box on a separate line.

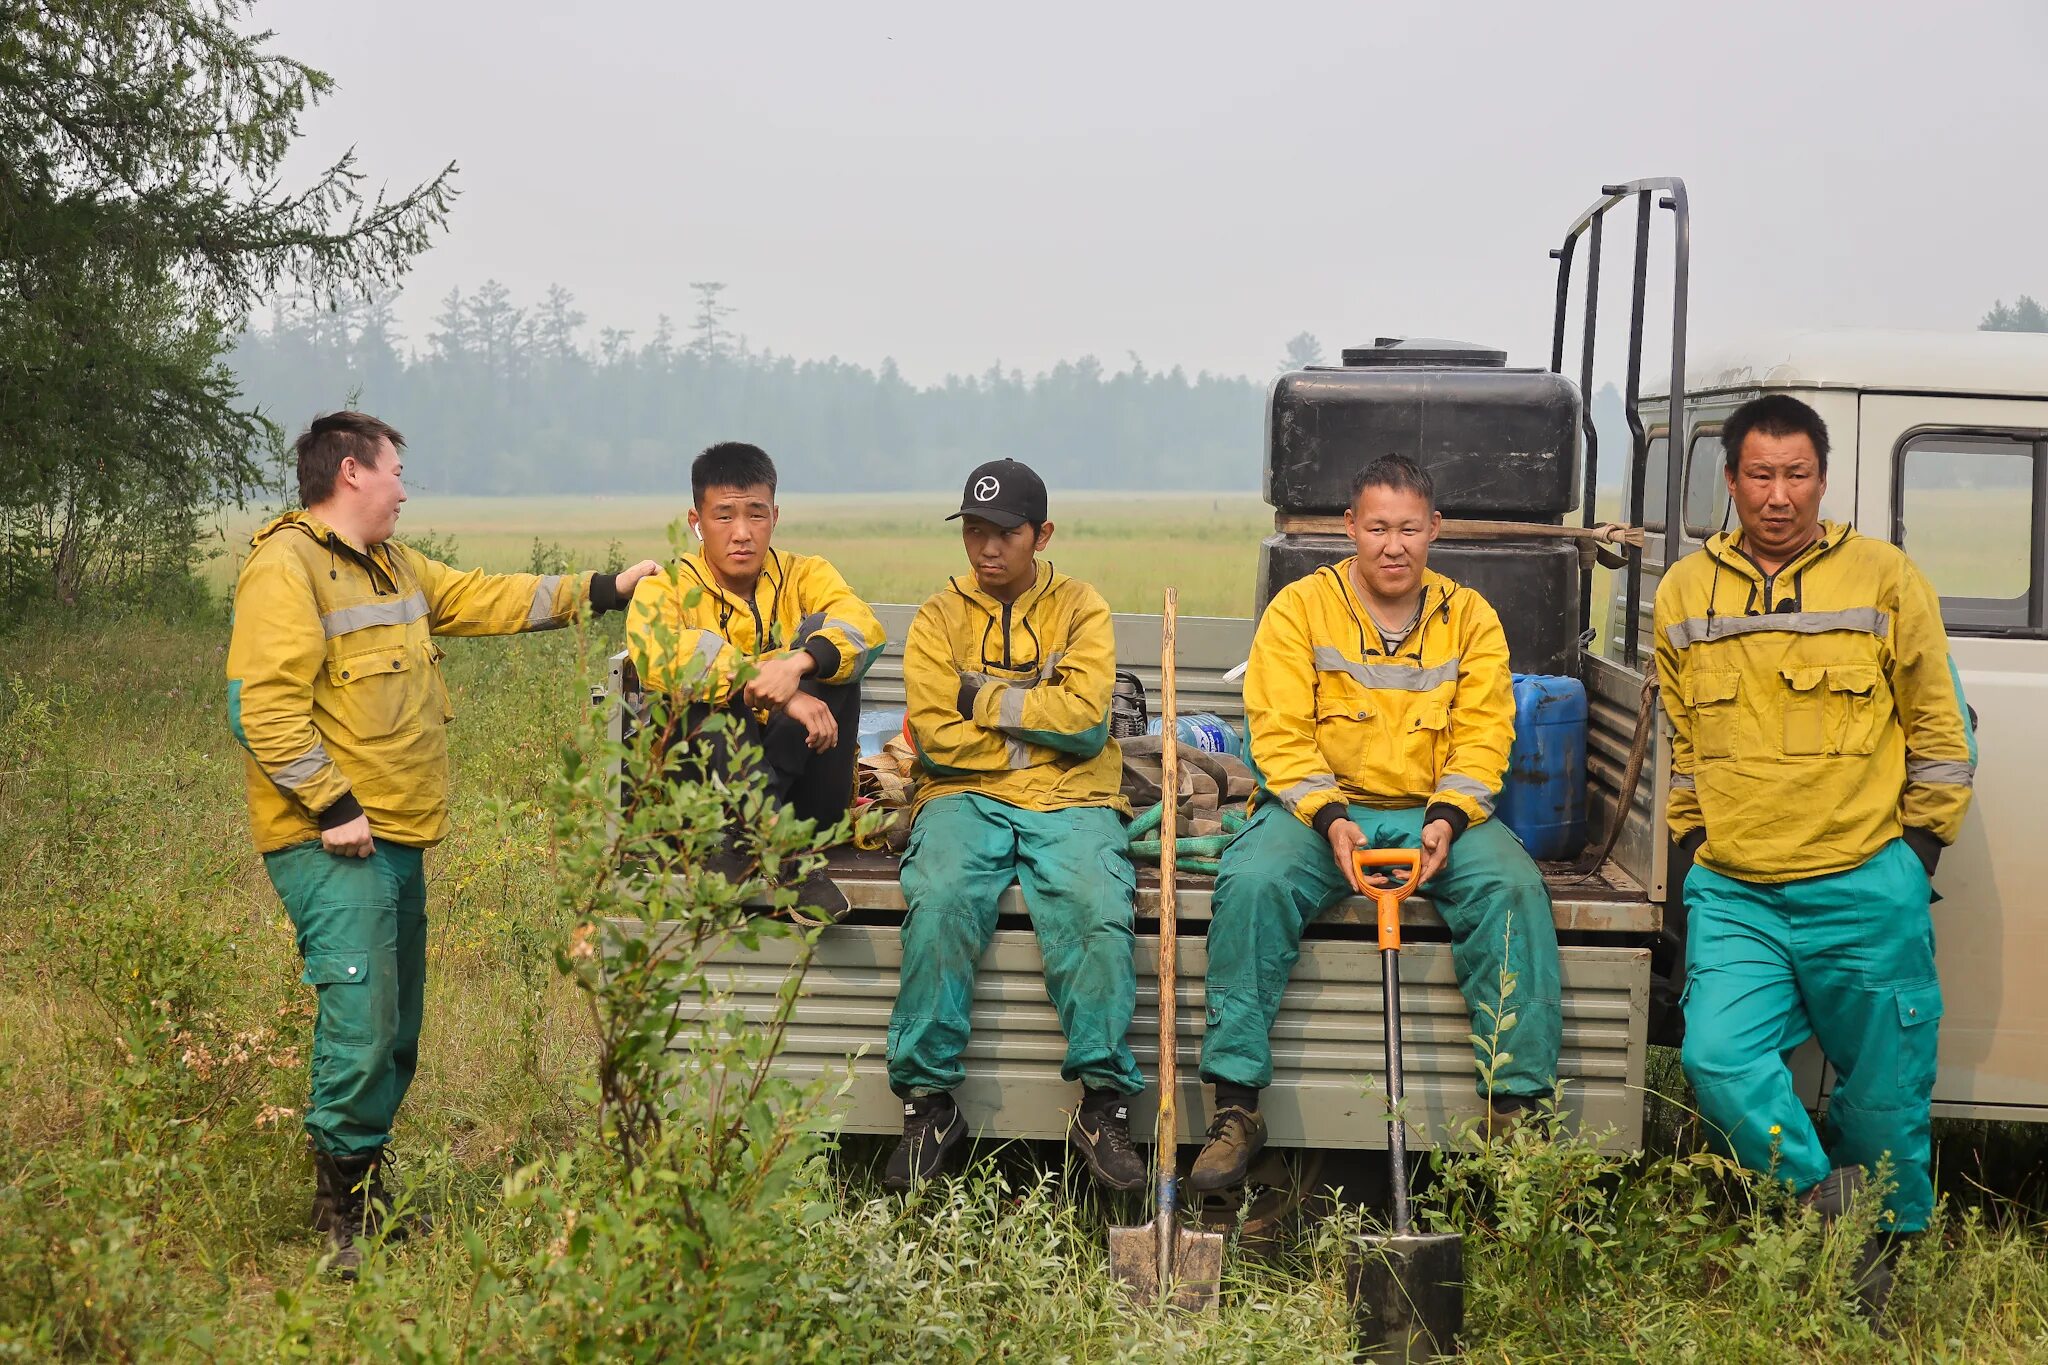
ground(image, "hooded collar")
xmin=946 ymin=559 xmax=1061 ymax=616
xmin=1703 ymin=519 xmax=1853 ymax=586
xmin=1316 ymin=558 xmax=1460 ymax=658
xmin=252 ymin=509 xmax=398 ymax=590
xmin=673 ymin=547 xmax=789 ymax=612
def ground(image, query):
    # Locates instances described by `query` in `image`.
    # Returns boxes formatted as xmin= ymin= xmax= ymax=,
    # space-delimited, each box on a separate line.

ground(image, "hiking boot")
xmin=1801 ymin=1166 xmax=1867 ymax=1224
xmin=1188 ymin=1105 xmax=1267 ymax=1192
xmin=361 ymin=1150 xmax=433 ymax=1243
xmin=1069 ymin=1090 xmax=1147 ymax=1192
xmin=882 ymin=1093 xmax=966 ymax=1192
xmin=310 ymin=1147 xmax=377 ymax=1280
xmin=1486 ymin=1094 xmax=1542 ymax=1142
xmin=1854 ymin=1232 xmax=1910 ymax=1326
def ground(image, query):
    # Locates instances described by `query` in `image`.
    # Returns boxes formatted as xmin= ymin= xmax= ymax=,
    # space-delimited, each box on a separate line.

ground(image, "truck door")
xmin=1861 ymin=392 xmax=2048 ymax=1119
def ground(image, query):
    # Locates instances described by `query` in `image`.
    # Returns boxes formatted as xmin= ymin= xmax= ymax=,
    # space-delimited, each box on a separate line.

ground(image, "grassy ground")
xmin=209 ymin=493 xmax=1275 ymax=618
xmin=9 ymin=543 xmax=2048 ymax=1357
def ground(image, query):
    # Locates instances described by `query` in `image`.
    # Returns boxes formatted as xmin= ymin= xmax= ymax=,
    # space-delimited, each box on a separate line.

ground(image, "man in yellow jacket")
xmin=883 ymin=459 xmax=1145 ymax=1195
xmin=625 ymin=443 xmax=886 ymax=912
xmin=227 ymin=411 xmax=658 ymax=1275
xmin=1655 ymin=394 xmax=1973 ymax=1306
xmin=1190 ymin=454 xmax=1562 ymax=1190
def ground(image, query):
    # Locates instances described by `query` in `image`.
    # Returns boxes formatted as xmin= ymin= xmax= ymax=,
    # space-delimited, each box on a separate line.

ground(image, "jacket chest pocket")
xmin=327 ymin=647 xmax=424 ymax=740
xmin=1312 ymin=684 xmax=1375 ymax=763
xmin=1780 ymin=663 xmax=1882 ymax=757
xmin=427 ymin=643 xmax=454 ymax=723
xmin=1393 ymin=696 xmax=1452 ymax=779
xmin=1684 ymin=670 xmax=1741 ymax=759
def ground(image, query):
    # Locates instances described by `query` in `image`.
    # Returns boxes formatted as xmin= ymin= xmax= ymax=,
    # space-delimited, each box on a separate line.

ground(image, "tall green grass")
xmin=6 ymin=602 xmax=2048 ymax=1359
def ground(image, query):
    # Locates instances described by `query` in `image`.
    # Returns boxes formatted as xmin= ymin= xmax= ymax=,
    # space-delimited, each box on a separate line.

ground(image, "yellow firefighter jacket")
xmin=227 ymin=511 xmax=608 ymax=852
xmin=903 ymin=563 xmax=1128 ymax=817
xmin=1654 ymin=521 xmax=1974 ymax=882
xmin=626 ymin=549 xmax=886 ymax=703
xmin=1246 ymin=562 xmax=1514 ymax=834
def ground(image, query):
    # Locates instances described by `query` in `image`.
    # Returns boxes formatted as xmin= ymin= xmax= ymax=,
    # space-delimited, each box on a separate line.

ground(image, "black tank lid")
xmin=1338 ymin=337 xmax=1508 ymax=369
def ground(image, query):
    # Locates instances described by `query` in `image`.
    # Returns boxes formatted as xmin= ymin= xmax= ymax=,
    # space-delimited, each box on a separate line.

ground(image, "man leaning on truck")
xmin=227 ymin=412 xmax=658 ymax=1276
xmin=1189 ymin=453 xmax=1564 ymax=1192
xmin=1655 ymin=393 xmax=1974 ymax=1314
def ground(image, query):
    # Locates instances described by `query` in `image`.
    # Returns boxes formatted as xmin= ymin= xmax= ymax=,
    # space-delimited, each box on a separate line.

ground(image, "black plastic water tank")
xmin=1266 ymin=338 xmax=1582 ymax=518
xmin=1255 ymin=533 xmax=1582 ymax=677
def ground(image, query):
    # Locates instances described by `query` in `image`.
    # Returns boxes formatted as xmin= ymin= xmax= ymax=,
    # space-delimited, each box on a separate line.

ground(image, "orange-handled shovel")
xmin=1345 ymin=847 xmax=1464 ymax=1361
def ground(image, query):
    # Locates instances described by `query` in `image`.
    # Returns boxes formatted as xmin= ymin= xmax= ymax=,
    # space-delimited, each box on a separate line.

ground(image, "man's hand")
xmin=744 ymin=652 xmax=813 ymax=710
xmin=322 ymin=814 xmax=375 ymax=859
xmin=784 ymin=690 xmax=838 ymax=753
xmin=1326 ymin=817 xmax=1369 ymax=893
xmin=614 ymin=559 xmax=661 ymax=597
xmin=1417 ymin=817 xmax=1454 ymax=887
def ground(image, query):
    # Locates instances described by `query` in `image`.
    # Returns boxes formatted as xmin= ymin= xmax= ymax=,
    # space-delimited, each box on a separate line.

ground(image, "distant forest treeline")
xmin=229 ymin=284 xmax=1269 ymax=496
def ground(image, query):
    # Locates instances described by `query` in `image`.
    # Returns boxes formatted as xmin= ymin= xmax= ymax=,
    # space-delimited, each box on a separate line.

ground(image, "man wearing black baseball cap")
xmin=882 ymin=459 xmax=1145 ymax=1195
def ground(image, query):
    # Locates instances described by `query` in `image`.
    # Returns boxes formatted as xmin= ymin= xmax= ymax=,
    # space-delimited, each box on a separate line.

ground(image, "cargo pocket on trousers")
xmin=303 ymin=951 xmax=373 ymax=1046
xmin=1893 ymin=979 xmax=1944 ymax=1099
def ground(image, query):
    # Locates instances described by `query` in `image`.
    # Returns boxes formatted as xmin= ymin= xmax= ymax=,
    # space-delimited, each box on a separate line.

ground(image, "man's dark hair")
xmin=1722 ymin=394 xmax=1830 ymax=476
xmin=297 ymin=411 xmax=404 ymax=507
xmin=692 ymin=442 xmax=778 ymax=505
xmin=1350 ymin=453 xmax=1436 ymax=510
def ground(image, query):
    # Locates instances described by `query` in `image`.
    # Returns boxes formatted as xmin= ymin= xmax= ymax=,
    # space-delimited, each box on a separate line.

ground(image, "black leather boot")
xmin=310 ymin=1147 xmax=377 ymax=1279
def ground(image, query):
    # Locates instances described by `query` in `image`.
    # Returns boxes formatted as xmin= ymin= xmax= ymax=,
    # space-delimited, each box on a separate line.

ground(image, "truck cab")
xmin=1610 ymin=328 xmax=2048 ymax=1121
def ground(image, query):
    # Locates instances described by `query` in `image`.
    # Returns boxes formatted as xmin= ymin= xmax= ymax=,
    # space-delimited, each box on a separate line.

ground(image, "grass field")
xmin=12 ymin=501 xmax=2048 ymax=1358
xmin=210 ymin=493 xmax=1277 ymax=618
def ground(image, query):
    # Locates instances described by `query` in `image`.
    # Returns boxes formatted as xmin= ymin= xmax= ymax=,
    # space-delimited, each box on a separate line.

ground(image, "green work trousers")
xmin=1199 ymin=803 xmax=1562 ymax=1099
xmin=1680 ymin=838 xmax=1941 ymax=1230
xmin=887 ymin=793 xmax=1143 ymax=1098
xmin=264 ymin=839 xmax=428 ymax=1158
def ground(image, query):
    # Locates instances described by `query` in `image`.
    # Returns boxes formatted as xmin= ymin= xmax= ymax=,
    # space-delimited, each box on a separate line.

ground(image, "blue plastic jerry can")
xmin=1498 ymin=674 xmax=1588 ymax=861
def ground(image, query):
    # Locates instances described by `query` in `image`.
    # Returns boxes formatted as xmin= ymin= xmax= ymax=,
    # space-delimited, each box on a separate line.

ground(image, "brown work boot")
xmin=1486 ymin=1094 xmax=1544 ymax=1142
xmin=1188 ymin=1105 xmax=1267 ymax=1192
xmin=310 ymin=1147 xmax=377 ymax=1280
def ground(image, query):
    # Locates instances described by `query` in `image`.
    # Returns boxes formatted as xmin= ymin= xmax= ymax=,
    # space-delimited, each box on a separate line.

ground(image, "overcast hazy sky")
xmin=260 ymin=0 xmax=2048 ymax=385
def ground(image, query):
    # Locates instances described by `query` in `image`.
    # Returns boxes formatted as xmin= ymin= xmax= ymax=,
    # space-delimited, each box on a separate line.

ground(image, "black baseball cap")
xmin=945 ymin=458 xmax=1047 ymax=530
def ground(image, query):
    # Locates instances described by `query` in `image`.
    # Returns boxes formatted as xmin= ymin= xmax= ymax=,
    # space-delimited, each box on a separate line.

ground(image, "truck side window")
xmin=1893 ymin=431 xmax=2044 ymax=633
xmin=1683 ymin=430 xmax=1730 ymax=539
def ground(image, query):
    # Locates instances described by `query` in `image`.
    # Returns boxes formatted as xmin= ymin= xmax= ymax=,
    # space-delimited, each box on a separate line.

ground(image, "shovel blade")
xmin=1107 ymin=1221 xmax=1226 ymax=1312
xmin=1346 ymin=1231 xmax=1464 ymax=1362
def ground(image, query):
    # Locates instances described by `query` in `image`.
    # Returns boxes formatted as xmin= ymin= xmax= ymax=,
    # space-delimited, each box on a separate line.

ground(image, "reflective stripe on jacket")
xmin=1245 ymin=562 xmax=1514 ymax=831
xmin=227 ymin=511 xmax=598 ymax=852
xmin=625 ymin=549 xmax=885 ymax=701
xmin=1653 ymin=520 xmax=1974 ymax=882
xmin=903 ymin=563 xmax=1127 ymax=817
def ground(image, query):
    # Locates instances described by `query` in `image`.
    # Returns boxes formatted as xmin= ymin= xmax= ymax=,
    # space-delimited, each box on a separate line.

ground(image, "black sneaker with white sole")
xmin=882 ymin=1093 xmax=966 ymax=1191
xmin=1069 ymin=1089 xmax=1147 ymax=1192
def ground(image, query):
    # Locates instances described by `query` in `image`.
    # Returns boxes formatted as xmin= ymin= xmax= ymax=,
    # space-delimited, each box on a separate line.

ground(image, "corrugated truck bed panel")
xmin=654 ymin=925 xmax=1649 ymax=1149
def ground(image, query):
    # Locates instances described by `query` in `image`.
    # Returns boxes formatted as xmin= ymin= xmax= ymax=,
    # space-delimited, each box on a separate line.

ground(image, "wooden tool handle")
xmin=1352 ymin=848 xmax=1421 ymax=952
xmin=1155 ymin=588 xmax=1180 ymax=1149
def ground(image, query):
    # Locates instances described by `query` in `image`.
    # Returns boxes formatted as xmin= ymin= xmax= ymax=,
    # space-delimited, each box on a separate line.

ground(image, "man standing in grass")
xmin=625 ymin=442 xmax=887 ymax=914
xmin=1189 ymin=454 xmax=1562 ymax=1192
xmin=227 ymin=411 xmax=659 ymax=1276
xmin=1656 ymin=394 xmax=1974 ymax=1314
xmin=883 ymin=459 xmax=1146 ymax=1194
